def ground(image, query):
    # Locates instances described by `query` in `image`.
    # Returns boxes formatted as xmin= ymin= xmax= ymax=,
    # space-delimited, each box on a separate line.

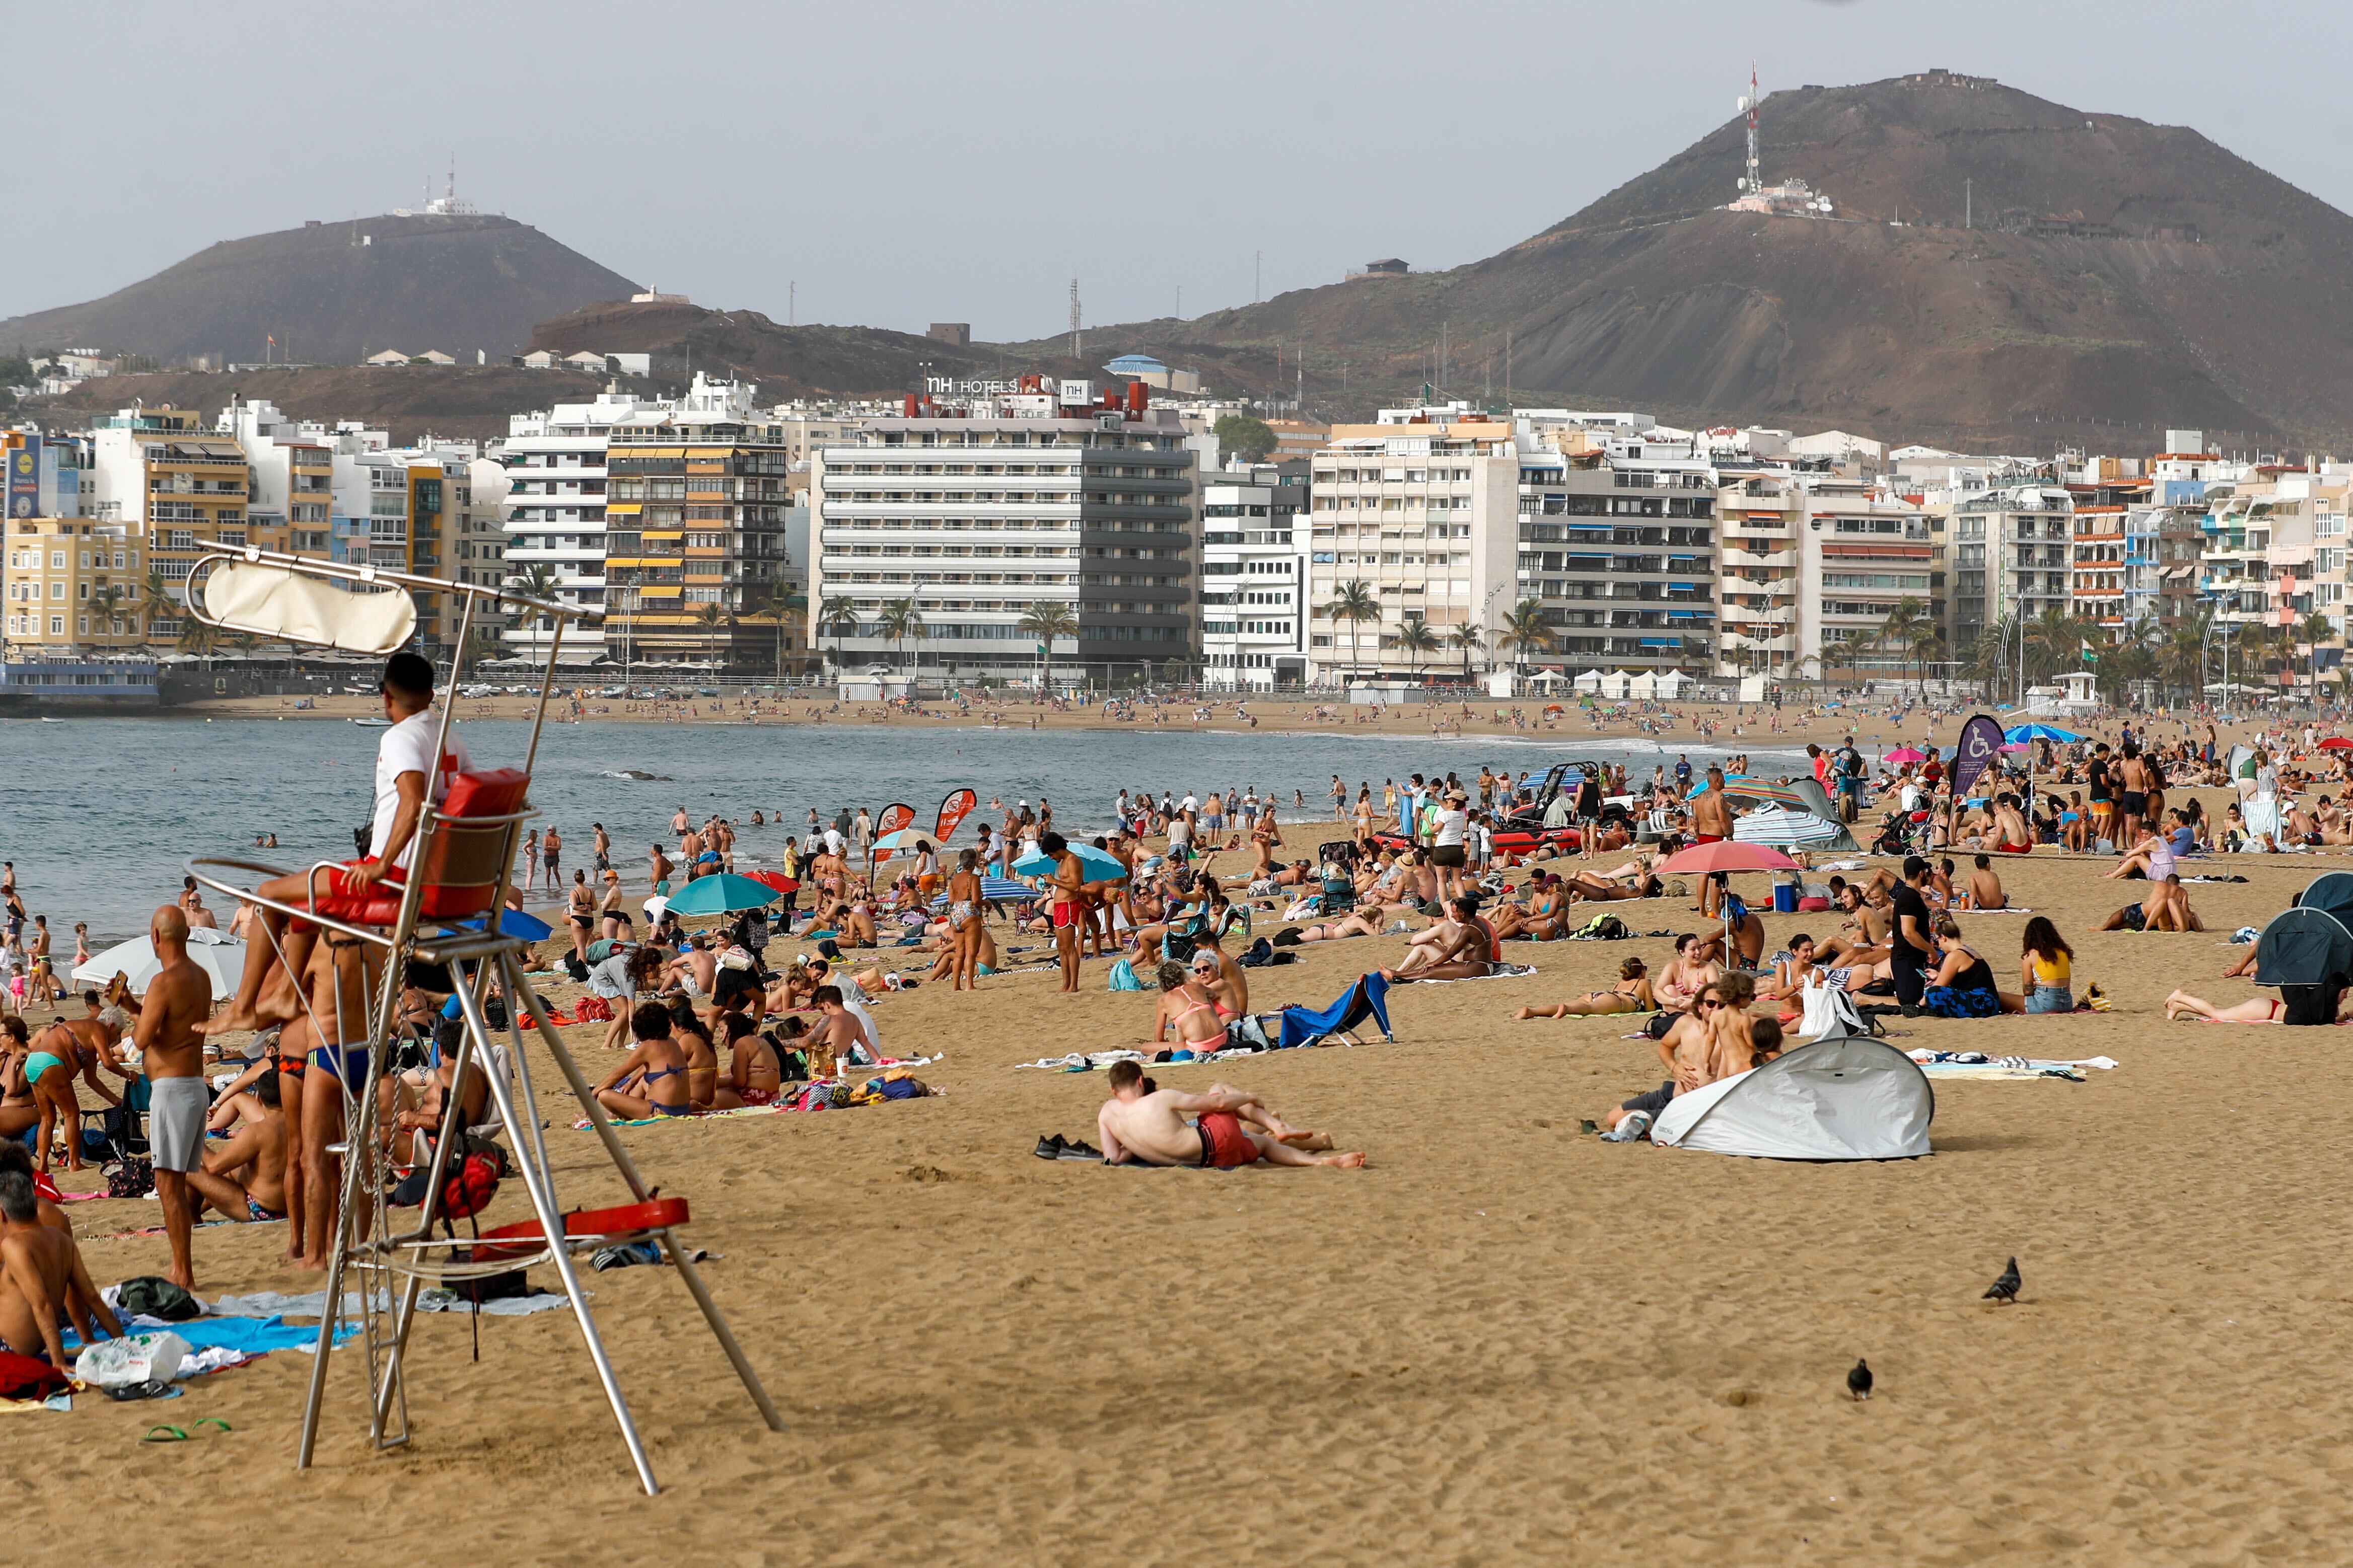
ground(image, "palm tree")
xmin=1394 ymin=613 xmax=1440 ymax=683
xmin=694 ymin=600 xmax=735 ymax=670
xmin=1016 ymin=601 xmax=1080 ymax=694
xmin=504 ymin=562 xmax=558 ymax=599
xmin=2024 ymin=606 xmax=2085 ymax=688
xmin=877 ymin=596 xmax=927 ymax=676
xmin=1905 ymin=620 xmax=1946 ymax=702
xmin=1876 ymin=597 xmax=1925 ymax=683
xmin=1447 ymin=620 xmax=1485 ymax=686
xmin=175 ymin=618 xmax=221 ymax=658
xmin=816 ymin=595 xmax=860 ymax=675
xmin=93 ymin=583 xmax=126 ymax=642
xmin=2302 ymin=611 xmax=2335 ymax=705
xmin=738 ymin=580 xmax=801 ymax=680
xmin=140 ymin=566 xmax=175 ymax=648
xmin=1495 ymin=599 xmax=1552 ymax=686
xmin=1322 ymin=579 xmax=1379 ymax=683
xmin=2160 ymin=613 xmax=2209 ymax=704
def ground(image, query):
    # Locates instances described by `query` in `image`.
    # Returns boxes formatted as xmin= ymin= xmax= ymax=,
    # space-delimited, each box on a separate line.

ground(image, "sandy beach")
xmin=14 ymin=783 xmax=2353 ymax=1564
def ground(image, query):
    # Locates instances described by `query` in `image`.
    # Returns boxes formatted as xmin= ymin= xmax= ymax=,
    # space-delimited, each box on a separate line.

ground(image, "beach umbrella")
xmin=74 ymin=927 xmax=245 ymax=1002
xmin=2319 ymin=737 xmax=2353 ymax=751
xmin=1656 ymin=840 xmax=1799 ymax=876
xmin=1883 ymin=746 xmax=1928 ymax=764
xmin=931 ymin=877 xmax=1045 ymax=912
xmin=869 ymin=828 xmax=930 ymax=862
xmin=662 ymin=873 xmax=781 ymax=918
xmin=1656 ymin=840 xmax=1797 ymax=960
xmin=743 ymin=870 xmax=800 ymax=895
xmin=1012 ymin=845 xmax=1127 ymax=883
xmin=458 ymin=909 xmax=554 ymax=941
xmin=2003 ymin=722 xmax=2083 ymax=744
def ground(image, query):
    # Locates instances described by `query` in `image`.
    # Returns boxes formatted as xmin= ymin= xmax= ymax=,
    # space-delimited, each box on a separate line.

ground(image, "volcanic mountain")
xmin=1044 ymin=71 xmax=2353 ymax=452
xmin=0 ymin=212 xmax=640 ymax=367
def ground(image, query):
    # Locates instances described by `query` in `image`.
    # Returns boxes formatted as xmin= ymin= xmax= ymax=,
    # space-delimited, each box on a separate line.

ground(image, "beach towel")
xmin=209 ymin=1289 xmax=576 ymax=1320
xmin=1410 ymin=962 xmax=1538 ymax=983
xmin=1277 ymin=972 xmax=1394 ymax=1049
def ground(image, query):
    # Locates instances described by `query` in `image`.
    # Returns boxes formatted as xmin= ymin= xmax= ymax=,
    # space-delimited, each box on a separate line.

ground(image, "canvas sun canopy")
xmin=2253 ymin=905 xmax=2353 ymax=988
xmin=200 ymin=560 xmax=417 ymax=655
xmin=1651 ymin=1034 xmax=1934 ymax=1160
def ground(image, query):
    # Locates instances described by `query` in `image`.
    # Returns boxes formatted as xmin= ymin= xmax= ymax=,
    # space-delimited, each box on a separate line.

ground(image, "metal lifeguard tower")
xmin=182 ymin=548 xmax=780 ymax=1494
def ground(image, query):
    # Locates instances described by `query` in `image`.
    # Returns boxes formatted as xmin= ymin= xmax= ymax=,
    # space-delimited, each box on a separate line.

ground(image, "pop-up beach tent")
xmin=1650 ymin=1033 xmax=1935 ymax=1160
xmin=2253 ymin=904 xmax=2353 ymax=987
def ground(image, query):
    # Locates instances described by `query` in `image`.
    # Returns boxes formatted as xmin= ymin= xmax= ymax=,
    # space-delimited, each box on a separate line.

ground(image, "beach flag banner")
xmin=1951 ymin=712 xmax=2007 ymax=800
xmin=936 ymin=788 xmax=978 ymax=842
xmin=875 ymin=803 xmax=916 ymax=838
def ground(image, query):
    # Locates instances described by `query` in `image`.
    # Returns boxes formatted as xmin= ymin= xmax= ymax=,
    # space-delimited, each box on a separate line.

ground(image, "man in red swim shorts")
xmin=1095 ymin=1061 xmax=1366 ymax=1169
xmin=207 ymin=653 xmax=468 ymax=1035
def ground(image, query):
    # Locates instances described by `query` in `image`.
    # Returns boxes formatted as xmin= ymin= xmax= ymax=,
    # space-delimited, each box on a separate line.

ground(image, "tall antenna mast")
xmin=1744 ymin=65 xmax=1762 ymax=194
xmin=1068 ymin=278 xmax=1082 ymax=360
xmin=447 ymin=153 xmax=457 ymax=204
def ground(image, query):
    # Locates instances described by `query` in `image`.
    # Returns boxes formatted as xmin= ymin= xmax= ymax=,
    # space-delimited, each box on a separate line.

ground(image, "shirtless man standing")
xmin=1096 ymin=1061 xmax=1363 ymax=1169
xmin=134 ymin=905 xmax=212 ymax=1290
xmin=1689 ymin=767 xmax=1734 ymax=843
xmin=0 ymin=1170 xmax=121 ymax=1364
xmin=649 ymin=843 xmax=675 ymax=897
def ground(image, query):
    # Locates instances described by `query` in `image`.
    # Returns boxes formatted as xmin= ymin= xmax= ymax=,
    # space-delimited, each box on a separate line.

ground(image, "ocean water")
xmin=0 ymin=715 xmax=1790 ymax=943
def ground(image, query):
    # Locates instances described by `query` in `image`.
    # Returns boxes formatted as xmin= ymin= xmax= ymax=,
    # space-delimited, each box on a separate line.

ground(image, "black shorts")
xmin=2120 ymin=902 xmax=2145 ymax=931
xmin=2120 ymin=791 xmax=2148 ymax=816
xmin=1431 ymin=845 xmax=1467 ymax=868
xmin=1622 ymin=1080 xmax=1675 ymax=1117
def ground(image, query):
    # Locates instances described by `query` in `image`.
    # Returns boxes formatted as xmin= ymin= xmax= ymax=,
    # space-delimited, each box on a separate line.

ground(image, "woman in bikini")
xmin=945 ymin=848 xmax=984 ymax=991
xmin=1153 ymin=961 xmax=1230 ymax=1053
xmin=711 ymin=1012 xmax=782 ymax=1108
xmin=593 ymin=1010 xmax=694 ymax=1119
xmin=1515 ymin=956 xmax=1657 ymax=1019
xmin=1489 ymin=877 xmax=1567 ymax=940
xmin=1285 ymin=907 xmax=1386 ymax=943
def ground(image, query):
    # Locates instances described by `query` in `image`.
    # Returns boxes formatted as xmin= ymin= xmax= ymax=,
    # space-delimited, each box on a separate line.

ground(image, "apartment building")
xmin=1949 ymin=485 xmax=2076 ymax=646
xmin=1304 ymin=418 xmax=1517 ymax=682
xmin=2 ymin=515 xmax=146 ymax=653
xmin=1200 ymin=467 xmax=1308 ymax=689
xmin=809 ymin=382 xmax=1199 ymax=683
xmin=1798 ymin=478 xmax=1938 ymax=678
xmin=2200 ymin=466 xmax=2352 ymax=691
xmin=1516 ymin=444 xmax=1718 ymax=675
xmin=4 ymin=430 xmax=90 ymax=519
xmin=603 ymin=374 xmax=797 ymax=669
xmin=1714 ymin=471 xmax=1803 ymax=675
xmin=86 ymin=405 xmax=282 ymax=640
xmin=499 ymin=386 xmax=639 ymax=662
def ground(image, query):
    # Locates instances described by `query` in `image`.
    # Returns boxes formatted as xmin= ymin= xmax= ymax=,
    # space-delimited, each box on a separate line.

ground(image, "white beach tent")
xmin=74 ymin=926 xmax=247 ymax=1002
xmin=1653 ymin=669 xmax=1691 ymax=700
xmin=1627 ymin=670 xmax=1658 ymax=700
xmin=1650 ymin=1033 xmax=1935 ymax=1160
xmin=1599 ymin=669 xmax=1631 ymax=699
xmin=1574 ymin=669 xmax=1605 ymax=694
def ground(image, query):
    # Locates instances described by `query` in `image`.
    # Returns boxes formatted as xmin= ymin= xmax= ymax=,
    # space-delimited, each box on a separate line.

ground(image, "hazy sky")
xmin=9 ymin=0 xmax=2349 ymax=342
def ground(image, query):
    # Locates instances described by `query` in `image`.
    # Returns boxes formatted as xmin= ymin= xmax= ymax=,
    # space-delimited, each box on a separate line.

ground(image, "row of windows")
xmin=5 ymin=613 xmax=135 ymax=636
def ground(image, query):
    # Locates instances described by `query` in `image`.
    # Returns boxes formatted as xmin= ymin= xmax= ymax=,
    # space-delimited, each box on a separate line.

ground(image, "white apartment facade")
xmin=1304 ymin=420 xmax=1518 ymax=684
xmin=1200 ymin=471 xmax=1308 ymax=689
xmin=497 ymin=387 xmax=644 ymax=661
xmin=809 ymin=384 xmax=1201 ymax=684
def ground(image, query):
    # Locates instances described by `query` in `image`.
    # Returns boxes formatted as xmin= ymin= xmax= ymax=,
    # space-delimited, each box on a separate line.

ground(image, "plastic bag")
xmin=75 ymin=1330 xmax=191 ymax=1387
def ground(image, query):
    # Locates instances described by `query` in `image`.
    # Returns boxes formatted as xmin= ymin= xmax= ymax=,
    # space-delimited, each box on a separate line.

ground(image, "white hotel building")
xmin=1200 ymin=469 xmax=1309 ymax=689
xmin=808 ymin=381 xmax=1200 ymax=683
xmin=495 ymin=386 xmax=647 ymax=662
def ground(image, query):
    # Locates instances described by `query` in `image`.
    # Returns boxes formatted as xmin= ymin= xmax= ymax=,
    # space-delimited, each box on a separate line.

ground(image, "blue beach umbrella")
xmin=460 ymin=909 xmax=554 ymax=941
xmin=1012 ymin=845 xmax=1128 ymax=882
xmin=663 ymin=873 xmax=782 ymax=917
xmin=2003 ymin=722 xmax=2083 ymax=744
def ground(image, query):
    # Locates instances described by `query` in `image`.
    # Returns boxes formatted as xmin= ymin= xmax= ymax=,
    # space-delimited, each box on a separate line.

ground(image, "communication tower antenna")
xmin=1068 ymin=278 xmax=1082 ymax=360
xmin=1741 ymin=65 xmax=1762 ymax=194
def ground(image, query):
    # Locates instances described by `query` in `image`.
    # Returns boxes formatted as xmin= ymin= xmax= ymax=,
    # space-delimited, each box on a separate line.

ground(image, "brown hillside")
xmin=1024 ymin=73 xmax=2353 ymax=453
xmin=0 ymin=214 xmax=640 ymax=367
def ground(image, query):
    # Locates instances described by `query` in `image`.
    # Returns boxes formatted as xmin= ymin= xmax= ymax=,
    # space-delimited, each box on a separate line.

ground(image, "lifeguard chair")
xmin=182 ymin=548 xmax=780 ymax=1494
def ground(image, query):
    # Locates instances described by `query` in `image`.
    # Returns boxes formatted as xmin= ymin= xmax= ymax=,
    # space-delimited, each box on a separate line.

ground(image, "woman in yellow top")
xmin=2019 ymin=917 xmax=2074 ymax=1014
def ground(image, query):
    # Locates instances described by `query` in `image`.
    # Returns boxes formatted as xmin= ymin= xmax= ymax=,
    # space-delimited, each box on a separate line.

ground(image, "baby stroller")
xmin=1870 ymin=807 xmax=1933 ymax=858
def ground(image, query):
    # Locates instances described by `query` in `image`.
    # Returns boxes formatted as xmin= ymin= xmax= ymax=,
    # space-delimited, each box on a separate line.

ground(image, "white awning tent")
xmin=1527 ymin=667 xmax=1566 ymax=685
xmin=1650 ymin=1033 xmax=1934 ymax=1160
xmin=1599 ymin=670 xmax=1631 ymax=699
xmin=1574 ymin=669 xmax=1605 ymax=693
xmin=1653 ymin=669 xmax=1692 ymax=700
xmin=1627 ymin=670 xmax=1658 ymax=699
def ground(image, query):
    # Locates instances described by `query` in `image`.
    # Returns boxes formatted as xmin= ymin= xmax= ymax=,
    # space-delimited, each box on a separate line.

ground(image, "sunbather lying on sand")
xmin=1516 ymin=956 xmax=1655 ymax=1018
xmin=1096 ymin=1060 xmax=1363 ymax=1168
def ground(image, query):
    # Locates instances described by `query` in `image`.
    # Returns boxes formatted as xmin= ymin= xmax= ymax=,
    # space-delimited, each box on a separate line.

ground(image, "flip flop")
xmin=193 ymin=1416 xmax=233 ymax=1435
xmin=141 ymin=1425 xmax=190 ymax=1443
